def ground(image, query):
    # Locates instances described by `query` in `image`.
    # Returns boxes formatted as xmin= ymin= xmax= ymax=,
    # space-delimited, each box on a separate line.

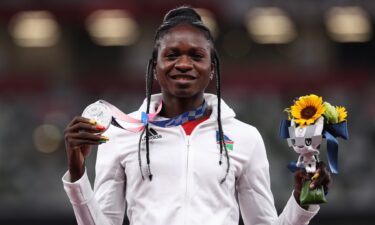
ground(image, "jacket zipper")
xmin=184 ymin=135 xmax=190 ymax=225
xmin=181 ymin=119 xmax=212 ymax=225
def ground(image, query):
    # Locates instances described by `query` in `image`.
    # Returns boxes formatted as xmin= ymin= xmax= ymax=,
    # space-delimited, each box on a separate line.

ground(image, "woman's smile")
xmin=170 ymin=74 xmax=197 ymax=81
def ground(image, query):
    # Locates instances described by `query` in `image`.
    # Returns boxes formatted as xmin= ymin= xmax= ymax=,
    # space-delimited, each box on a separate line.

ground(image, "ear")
xmin=313 ymin=117 xmax=324 ymax=136
xmin=291 ymin=119 xmax=296 ymax=127
xmin=209 ymin=62 xmax=215 ymax=80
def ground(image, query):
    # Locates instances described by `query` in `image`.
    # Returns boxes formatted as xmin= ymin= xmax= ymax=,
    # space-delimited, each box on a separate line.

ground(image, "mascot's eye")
xmin=291 ymin=139 xmax=296 ymax=145
xmin=305 ymin=138 xmax=312 ymax=146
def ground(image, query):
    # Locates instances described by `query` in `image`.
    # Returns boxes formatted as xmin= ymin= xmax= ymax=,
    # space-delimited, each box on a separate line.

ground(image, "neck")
xmin=160 ymin=93 xmax=205 ymax=118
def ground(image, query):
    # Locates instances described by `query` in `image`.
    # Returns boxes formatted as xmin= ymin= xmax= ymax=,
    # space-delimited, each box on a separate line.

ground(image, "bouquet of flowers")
xmin=279 ymin=94 xmax=348 ymax=205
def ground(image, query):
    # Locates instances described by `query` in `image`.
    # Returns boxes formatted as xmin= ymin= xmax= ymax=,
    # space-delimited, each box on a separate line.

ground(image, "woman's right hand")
xmin=293 ymin=161 xmax=331 ymax=206
xmin=64 ymin=116 xmax=108 ymax=182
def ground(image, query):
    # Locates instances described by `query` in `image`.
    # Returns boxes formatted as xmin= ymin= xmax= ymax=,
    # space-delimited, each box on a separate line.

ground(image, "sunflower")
xmin=291 ymin=94 xmax=326 ymax=126
xmin=335 ymin=106 xmax=347 ymax=122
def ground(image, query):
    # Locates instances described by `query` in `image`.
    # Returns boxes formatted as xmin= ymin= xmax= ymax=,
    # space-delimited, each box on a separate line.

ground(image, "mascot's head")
xmin=287 ymin=117 xmax=324 ymax=155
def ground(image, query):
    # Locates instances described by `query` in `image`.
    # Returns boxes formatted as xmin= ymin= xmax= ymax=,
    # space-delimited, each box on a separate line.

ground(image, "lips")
xmin=170 ymin=74 xmax=196 ymax=81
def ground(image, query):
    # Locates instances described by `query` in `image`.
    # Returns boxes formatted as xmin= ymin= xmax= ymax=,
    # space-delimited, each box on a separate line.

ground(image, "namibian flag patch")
xmin=216 ymin=131 xmax=234 ymax=151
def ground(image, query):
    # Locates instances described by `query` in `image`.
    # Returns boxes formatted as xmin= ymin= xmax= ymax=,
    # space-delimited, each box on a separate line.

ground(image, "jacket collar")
xmin=138 ymin=93 xmax=236 ymax=121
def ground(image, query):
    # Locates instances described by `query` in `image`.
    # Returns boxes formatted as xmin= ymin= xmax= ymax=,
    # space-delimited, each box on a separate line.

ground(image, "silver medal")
xmin=82 ymin=101 xmax=112 ymax=131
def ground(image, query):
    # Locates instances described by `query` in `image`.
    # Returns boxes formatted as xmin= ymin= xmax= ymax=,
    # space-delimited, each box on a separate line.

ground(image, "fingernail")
xmin=89 ymin=119 xmax=97 ymax=125
xmin=100 ymin=136 xmax=109 ymax=141
xmin=96 ymin=124 xmax=106 ymax=131
xmin=311 ymin=172 xmax=320 ymax=181
xmin=99 ymin=139 xmax=107 ymax=144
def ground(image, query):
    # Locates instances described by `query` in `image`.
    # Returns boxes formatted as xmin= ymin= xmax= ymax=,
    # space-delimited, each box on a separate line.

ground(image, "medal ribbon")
xmin=151 ymin=101 xmax=207 ymax=127
xmin=99 ymin=100 xmax=208 ymax=132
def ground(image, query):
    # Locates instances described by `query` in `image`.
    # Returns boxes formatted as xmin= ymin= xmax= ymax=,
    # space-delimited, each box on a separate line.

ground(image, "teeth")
xmin=176 ymin=77 xmax=190 ymax=80
xmin=173 ymin=75 xmax=194 ymax=80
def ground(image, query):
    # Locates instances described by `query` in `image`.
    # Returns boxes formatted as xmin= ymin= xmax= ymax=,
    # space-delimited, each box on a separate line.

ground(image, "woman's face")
xmin=155 ymin=24 xmax=213 ymax=100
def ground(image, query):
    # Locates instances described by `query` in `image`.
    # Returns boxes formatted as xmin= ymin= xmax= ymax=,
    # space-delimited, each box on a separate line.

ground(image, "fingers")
xmin=66 ymin=116 xmax=106 ymax=133
xmin=64 ymin=116 xmax=109 ymax=150
xmin=67 ymin=116 xmax=93 ymax=128
xmin=67 ymin=138 xmax=102 ymax=147
xmin=65 ymin=132 xmax=109 ymax=147
xmin=309 ymin=170 xmax=320 ymax=189
xmin=294 ymin=161 xmax=332 ymax=194
xmin=311 ymin=170 xmax=320 ymax=181
xmin=310 ymin=162 xmax=332 ymax=191
xmin=68 ymin=132 xmax=107 ymax=143
xmin=319 ymin=162 xmax=332 ymax=191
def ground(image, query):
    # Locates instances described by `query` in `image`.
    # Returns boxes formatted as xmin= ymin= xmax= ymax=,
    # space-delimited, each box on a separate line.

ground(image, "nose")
xmin=175 ymin=55 xmax=193 ymax=72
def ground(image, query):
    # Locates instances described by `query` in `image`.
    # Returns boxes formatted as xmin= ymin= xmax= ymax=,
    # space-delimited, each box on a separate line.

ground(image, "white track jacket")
xmin=63 ymin=93 xmax=319 ymax=225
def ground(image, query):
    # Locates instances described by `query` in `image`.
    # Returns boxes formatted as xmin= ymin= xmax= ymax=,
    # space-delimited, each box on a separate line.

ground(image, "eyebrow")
xmin=162 ymin=46 xmax=209 ymax=53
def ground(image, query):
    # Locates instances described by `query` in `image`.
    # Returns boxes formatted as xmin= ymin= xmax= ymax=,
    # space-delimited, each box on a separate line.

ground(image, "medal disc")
xmin=82 ymin=101 xmax=112 ymax=131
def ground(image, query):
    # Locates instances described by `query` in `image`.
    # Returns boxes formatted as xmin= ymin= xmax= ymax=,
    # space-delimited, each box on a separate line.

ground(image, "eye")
xmin=305 ymin=138 xmax=312 ymax=146
xmin=291 ymin=139 xmax=296 ymax=145
xmin=166 ymin=53 xmax=178 ymax=60
xmin=191 ymin=54 xmax=204 ymax=61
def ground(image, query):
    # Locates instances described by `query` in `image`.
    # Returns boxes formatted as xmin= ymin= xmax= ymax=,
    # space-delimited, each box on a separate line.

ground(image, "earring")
xmin=153 ymin=71 xmax=157 ymax=80
xmin=210 ymin=72 xmax=214 ymax=80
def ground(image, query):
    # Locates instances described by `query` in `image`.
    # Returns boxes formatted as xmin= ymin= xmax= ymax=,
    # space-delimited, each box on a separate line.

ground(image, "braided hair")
xmin=139 ymin=6 xmax=230 ymax=183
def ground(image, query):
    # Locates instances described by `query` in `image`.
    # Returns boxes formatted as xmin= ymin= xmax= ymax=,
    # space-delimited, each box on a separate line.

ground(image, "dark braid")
xmin=138 ymin=6 xmax=230 ymax=183
xmin=138 ymin=59 xmax=154 ymax=181
xmin=213 ymin=52 xmax=230 ymax=183
xmin=145 ymin=57 xmax=154 ymax=181
xmin=138 ymin=128 xmax=146 ymax=180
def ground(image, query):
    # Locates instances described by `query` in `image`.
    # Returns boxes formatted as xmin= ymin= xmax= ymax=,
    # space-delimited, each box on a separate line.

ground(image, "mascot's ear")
xmin=291 ymin=119 xmax=296 ymax=127
xmin=313 ymin=117 xmax=324 ymax=136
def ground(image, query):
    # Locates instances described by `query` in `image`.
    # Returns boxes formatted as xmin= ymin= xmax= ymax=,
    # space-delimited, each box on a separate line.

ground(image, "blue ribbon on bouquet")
xmin=279 ymin=119 xmax=291 ymax=139
xmin=322 ymin=121 xmax=349 ymax=174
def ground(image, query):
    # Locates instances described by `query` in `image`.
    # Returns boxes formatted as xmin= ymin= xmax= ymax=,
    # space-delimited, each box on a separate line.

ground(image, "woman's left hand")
xmin=293 ymin=161 xmax=332 ymax=205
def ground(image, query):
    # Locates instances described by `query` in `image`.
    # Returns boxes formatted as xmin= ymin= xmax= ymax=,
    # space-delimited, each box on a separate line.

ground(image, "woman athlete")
xmin=63 ymin=6 xmax=331 ymax=225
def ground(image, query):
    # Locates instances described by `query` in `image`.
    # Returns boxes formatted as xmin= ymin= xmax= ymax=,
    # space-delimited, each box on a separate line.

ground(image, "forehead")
xmin=158 ymin=24 xmax=211 ymax=51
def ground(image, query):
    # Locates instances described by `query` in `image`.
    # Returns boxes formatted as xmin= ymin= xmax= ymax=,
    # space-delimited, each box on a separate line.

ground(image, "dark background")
xmin=0 ymin=0 xmax=374 ymax=224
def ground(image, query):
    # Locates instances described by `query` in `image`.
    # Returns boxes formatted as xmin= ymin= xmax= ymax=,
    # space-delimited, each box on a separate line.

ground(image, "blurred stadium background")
xmin=0 ymin=0 xmax=374 ymax=224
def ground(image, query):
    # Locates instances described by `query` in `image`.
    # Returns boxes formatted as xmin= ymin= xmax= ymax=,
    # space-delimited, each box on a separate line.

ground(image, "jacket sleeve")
xmin=237 ymin=131 xmax=319 ymax=225
xmin=62 ymin=130 xmax=126 ymax=225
